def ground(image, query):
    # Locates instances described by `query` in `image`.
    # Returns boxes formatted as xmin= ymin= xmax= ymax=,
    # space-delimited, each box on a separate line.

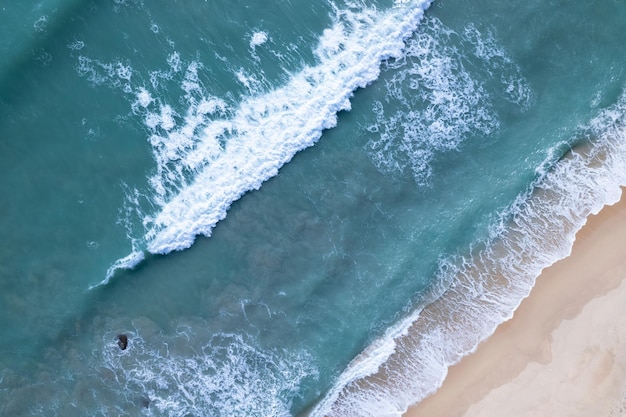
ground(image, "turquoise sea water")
xmin=2 ymin=0 xmax=626 ymax=415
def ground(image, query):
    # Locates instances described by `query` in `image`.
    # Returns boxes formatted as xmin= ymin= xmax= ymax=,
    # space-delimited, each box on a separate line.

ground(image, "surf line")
xmin=307 ymin=98 xmax=626 ymax=416
xmin=96 ymin=0 xmax=435 ymax=288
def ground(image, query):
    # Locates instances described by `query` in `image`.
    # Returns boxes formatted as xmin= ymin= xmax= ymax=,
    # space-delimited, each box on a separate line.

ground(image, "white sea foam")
xmin=67 ymin=40 xmax=85 ymax=51
xmin=463 ymin=23 xmax=532 ymax=108
xmin=366 ymin=17 xmax=530 ymax=185
xmin=167 ymin=51 xmax=182 ymax=73
xmin=134 ymin=87 xmax=154 ymax=108
xmin=100 ymin=327 xmax=317 ymax=417
xmin=310 ymin=92 xmax=626 ymax=416
xmin=10 ymin=321 xmax=317 ymax=416
xmin=95 ymin=1 xmax=437 ymax=279
xmin=33 ymin=15 xmax=49 ymax=32
xmin=250 ymin=31 xmax=269 ymax=48
xmin=125 ymin=0 xmax=435 ymax=255
xmin=76 ymin=55 xmax=134 ymax=90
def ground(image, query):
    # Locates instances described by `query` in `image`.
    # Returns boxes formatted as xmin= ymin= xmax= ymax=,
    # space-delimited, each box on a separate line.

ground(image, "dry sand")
xmin=404 ymin=192 xmax=626 ymax=417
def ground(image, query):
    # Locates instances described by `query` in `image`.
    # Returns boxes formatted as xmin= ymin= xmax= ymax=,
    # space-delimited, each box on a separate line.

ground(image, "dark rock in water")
xmin=117 ymin=334 xmax=128 ymax=350
xmin=140 ymin=397 xmax=150 ymax=409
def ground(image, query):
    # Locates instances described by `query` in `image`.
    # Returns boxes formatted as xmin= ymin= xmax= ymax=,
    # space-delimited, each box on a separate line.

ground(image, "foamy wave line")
xmin=309 ymin=94 xmax=626 ymax=416
xmin=136 ymin=0 xmax=434 ymax=255
xmin=90 ymin=250 xmax=145 ymax=288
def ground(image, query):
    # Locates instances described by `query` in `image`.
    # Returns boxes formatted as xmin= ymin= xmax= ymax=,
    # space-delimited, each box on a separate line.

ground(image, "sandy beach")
xmin=405 ymin=191 xmax=626 ymax=417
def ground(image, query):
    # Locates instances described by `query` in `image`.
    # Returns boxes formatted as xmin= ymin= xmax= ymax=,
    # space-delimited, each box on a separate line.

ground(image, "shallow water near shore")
xmin=2 ymin=0 xmax=626 ymax=415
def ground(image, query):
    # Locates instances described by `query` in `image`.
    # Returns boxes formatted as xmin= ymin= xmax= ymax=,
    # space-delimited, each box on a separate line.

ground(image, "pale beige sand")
xmin=405 ymin=192 xmax=626 ymax=417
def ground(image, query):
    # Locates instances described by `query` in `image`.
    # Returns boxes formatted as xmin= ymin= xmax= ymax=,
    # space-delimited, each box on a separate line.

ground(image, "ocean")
xmin=1 ymin=0 xmax=626 ymax=416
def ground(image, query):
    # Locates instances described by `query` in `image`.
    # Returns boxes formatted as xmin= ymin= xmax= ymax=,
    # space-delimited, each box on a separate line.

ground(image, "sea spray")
xmin=310 ymin=92 xmax=626 ymax=416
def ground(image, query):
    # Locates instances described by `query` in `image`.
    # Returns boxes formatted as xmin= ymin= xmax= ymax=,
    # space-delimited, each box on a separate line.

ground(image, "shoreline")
xmin=404 ymin=189 xmax=626 ymax=417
